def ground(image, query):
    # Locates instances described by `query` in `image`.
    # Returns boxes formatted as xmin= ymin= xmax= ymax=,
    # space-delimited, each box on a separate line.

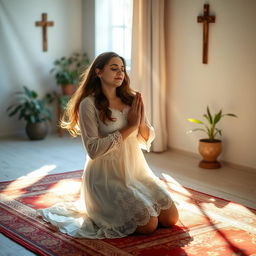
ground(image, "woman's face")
xmin=96 ymin=57 xmax=125 ymax=88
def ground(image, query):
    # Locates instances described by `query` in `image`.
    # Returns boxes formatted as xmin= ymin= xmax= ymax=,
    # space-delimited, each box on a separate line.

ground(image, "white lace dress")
xmin=37 ymin=95 xmax=173 ymax=239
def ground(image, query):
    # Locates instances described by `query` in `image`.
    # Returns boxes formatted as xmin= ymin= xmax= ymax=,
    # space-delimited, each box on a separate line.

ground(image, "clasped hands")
xmin=127 ymin=92 xmax=146 ymax=130
xmin=119 ymin=92 xmax=149 ymax=141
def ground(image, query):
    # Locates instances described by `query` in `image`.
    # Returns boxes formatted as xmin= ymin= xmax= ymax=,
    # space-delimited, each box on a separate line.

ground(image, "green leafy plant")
xmin=59 ymin=95 xmax=71 ymax=112
xmin=50 ymin=52 xmax=90 ymax=85
xmin=7 ymin=86 xmax=54 ymax=123
xmin=187 ymin=106 xmax=237 ymax=141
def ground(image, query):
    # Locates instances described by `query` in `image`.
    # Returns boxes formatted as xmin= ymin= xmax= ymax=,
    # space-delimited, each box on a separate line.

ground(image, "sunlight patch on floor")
xmin=1 ymin=164 xmax=56 ymax=199
xmin=48 ymin=179 xmax=81 ymax=194
xmin=161 ymin=172 xmax=255 ymax=222
xmin=161 ymin=172 xmax=192 ymax=196
xmin=34 ymin=179 xmax=82 ymax=208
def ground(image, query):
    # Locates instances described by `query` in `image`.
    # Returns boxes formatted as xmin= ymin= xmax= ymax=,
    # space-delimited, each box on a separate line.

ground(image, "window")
xmin=95 ymin=0 xmax=133 ymax=69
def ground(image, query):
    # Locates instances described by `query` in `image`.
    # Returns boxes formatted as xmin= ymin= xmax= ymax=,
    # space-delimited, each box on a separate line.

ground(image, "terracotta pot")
xmin=61 ymin=84 xmax=75 ymax=95
xmin=198 ymin=139 xmax=222 ymax=169
xmin=25 ymin=121 xmax=48 ymax=140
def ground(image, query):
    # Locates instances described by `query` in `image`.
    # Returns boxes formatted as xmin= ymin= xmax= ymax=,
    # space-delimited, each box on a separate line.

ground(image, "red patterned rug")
xmin=0 ymin=170 xmax=256 ymax=256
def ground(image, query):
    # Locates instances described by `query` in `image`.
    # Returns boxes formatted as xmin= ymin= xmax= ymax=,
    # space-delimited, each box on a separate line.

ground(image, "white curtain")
xmin=130 ymin=0 xmax=168 ymax=152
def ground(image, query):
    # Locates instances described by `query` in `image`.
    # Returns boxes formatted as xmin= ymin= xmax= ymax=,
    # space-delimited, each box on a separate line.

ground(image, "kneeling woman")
xmin=37 ymin=52 xmax=179 ymax=238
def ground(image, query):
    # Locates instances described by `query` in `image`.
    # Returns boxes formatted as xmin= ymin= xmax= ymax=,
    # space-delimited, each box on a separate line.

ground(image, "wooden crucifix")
xmin=35 ymin=13 xmax=54 ymax=52
xmin=197 ymin=4 xmax=215 ymax=64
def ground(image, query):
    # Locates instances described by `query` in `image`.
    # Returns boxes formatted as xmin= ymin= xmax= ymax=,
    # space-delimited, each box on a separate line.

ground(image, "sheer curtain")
xmin=130 ymin=0 xmax=168 ymax=152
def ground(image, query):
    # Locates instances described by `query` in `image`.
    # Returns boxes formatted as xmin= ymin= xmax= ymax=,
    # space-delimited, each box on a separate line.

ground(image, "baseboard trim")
xmin=0 ymin=131 xmax=24 ymax=139
xmin=169 ymin=147 xmax=256 ymax=173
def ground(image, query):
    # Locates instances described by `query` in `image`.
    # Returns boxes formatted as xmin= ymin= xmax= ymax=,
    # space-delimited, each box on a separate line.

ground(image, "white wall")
xmin=82 ymin=0 xmax=95 ymax=62
xmin=166 ymin=0 xmax=256 ymax=169
xmin=0 ymin=0 xmax=83 ymax=136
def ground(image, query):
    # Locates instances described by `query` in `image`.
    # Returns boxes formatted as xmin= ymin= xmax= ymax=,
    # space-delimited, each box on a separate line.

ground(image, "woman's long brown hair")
xmin=60 ymin=52 xmax=135 ymax=137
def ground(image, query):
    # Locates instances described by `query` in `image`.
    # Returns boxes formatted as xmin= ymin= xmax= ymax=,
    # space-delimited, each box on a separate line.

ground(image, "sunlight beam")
xmin=2 ymin=164 xmax=57 ymax=199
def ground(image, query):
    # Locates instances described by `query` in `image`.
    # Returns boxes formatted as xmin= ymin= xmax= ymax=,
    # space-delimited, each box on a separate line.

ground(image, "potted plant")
xmin=7 ymin=86 xmax=54 ymax=140
xmin=50 ymin=52 xmax=90 ymax=95
xmin=59 ymin=95 xmax=71 ymax=112
xmin=187 ymin=106 xmax=237 ymax=169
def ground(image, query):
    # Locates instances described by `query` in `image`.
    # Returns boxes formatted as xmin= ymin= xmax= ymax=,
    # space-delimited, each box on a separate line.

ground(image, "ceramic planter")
xmin=198 ymin=139 xmax=222 ymax=169
xmin=25 ymin=121 xmax=48 ymax=140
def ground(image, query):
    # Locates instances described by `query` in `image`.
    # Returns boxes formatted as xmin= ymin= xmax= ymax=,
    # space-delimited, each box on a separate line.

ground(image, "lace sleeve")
xmin=79 ymin=97 xmax=123 ymax=159
xmin=137 ymin=114 xmax=155 ymax=152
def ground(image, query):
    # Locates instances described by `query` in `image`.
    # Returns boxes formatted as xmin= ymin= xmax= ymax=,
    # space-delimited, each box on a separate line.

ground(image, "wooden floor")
xmin=0 ymin=133 xmax=255 ymax=256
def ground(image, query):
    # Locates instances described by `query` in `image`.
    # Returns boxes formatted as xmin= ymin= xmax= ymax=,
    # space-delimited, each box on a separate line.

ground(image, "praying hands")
xmin=127 ymin=92 xmax=149 ymax=141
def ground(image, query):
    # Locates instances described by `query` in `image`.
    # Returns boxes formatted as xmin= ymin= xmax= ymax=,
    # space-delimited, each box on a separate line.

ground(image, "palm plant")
xmin=187 ymin=106 xmax=237 ymax=141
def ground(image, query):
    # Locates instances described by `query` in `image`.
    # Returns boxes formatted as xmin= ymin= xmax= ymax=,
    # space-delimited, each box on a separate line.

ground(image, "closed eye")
xmin=111 ymin=68 xmax=124 ymax=72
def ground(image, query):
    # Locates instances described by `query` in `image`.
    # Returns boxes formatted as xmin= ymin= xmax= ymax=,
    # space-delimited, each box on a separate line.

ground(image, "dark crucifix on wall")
xmin=197 ymin=4 xmax=215 ymax=64
xmin=35 ymin=13 xmax=54 ymax=52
